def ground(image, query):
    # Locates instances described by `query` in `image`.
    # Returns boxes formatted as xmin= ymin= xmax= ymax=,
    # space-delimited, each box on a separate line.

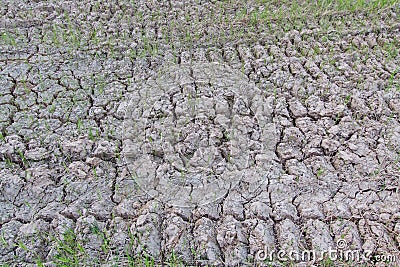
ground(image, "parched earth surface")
xmin=1 ymin=1 xmax=400 ymax=266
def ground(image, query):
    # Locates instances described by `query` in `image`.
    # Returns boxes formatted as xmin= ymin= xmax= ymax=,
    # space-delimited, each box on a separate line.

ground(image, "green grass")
xmin=2 ymin=0 xmax=397 ymax=60
xmin=45 ymin=226 xmax=208 ymax=266
xmin=126 ymin=253 xmax=156 ymax=267
xmin=52 ymin=228 xmax=86 ymax=266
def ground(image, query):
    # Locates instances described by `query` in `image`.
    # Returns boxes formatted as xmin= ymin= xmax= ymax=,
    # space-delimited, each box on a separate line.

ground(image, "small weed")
xmin=128 ymin=48 xmax=137 ymax=61
xmin=35 ymin=257 xmax=45 ymax=267
xmin=320 ymin=255 xmax=335 ymax=267
xmin=0 ymin=233 xmax=8 ymax=247
xmin=88 ymin=127 xmax=96 ymax=141
xmin=313 ymin=45 xmax=321 ymax=55
xmin=89 ymin=224 xmax=110 ymax=254
xmin=383 ymin=40 xmax=399 ymax=59
xmin=17 ymin=149 xmax=29 ymax=167
xmin=1 ymin=31 xmax=17 ymax=46
xmin=344 ymin=94 xmax=352 ymax=105
xmin=53 ymin=227 xmax=86 ymax=266
xmin=380 ymin=181 xmax=386 ymax=190
xmin=131 ymin=173 xmax=140 ymax=190
xmin=23 ymin=200 xmax=32 ymax=208
xmin=15 ymin=240 xmax=28 ymax=251
xmin=387 ymin=68 xmax=399 ymax=91
xmin=49 ymin=104 xmax=56 ymax=114
xmin=5 ymin=158 xmax=14 ymax=168
xmin=92 ymin=167 xmax=98 ymax=179
xmin=115 ymin=144 xmax=121 ymax=160
xmin=316 ymin=168 xmax=325 ymax=178
xmin=52 ymin=25 xmax=61 ymax=47
xmin=62 ymin=161 xmax=70 ymax=173
xmin=90 ymin=28 xmax=99 ymax=45
xmin=165 ymin=250 xmax=184 ymax=267
xmin=77 ymin=119 xmax=83 ymax=133
xmin=95 ymin=76 xmax=106 ymax=94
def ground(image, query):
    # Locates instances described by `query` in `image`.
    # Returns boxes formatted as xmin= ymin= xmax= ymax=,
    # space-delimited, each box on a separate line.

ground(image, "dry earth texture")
xmin=1 ymin=0 xmax=400 ymax=266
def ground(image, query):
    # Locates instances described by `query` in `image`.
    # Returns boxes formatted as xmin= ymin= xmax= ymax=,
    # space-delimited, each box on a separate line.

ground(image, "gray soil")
xmin=0 ymin=1 xmax=399 ymax=266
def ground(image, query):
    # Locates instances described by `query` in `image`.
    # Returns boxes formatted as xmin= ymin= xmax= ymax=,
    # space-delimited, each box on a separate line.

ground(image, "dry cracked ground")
xmin=1 ymin=1 xmax=400 ymax=266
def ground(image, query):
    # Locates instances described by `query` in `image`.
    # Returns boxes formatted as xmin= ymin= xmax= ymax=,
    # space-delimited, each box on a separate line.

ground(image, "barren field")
xmin=1 ymin=1 xmax=400 ymax=266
